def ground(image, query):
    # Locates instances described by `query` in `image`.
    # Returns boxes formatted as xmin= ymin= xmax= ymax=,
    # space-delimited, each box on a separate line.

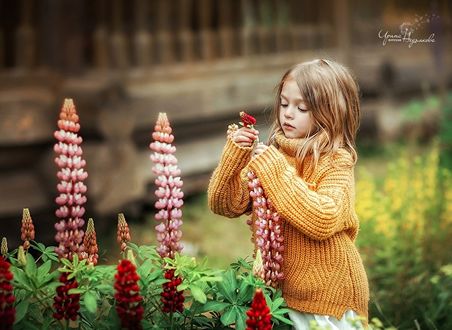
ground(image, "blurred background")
xmin=0 ymin=0 xmax=451 ymax=328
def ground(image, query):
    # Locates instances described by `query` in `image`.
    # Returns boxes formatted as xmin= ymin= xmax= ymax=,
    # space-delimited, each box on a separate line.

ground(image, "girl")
xmin=208 ymin=59 xmax=369 ymax=329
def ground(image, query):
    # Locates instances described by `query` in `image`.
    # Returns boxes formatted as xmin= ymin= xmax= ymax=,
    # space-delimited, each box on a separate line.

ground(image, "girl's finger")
xmin=238 ymin=131 xmax=258 ymax=140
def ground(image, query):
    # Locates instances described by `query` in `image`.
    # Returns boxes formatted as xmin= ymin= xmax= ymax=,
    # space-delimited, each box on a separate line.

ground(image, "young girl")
xmin=208 ymin=59 xmax=369 ymax=329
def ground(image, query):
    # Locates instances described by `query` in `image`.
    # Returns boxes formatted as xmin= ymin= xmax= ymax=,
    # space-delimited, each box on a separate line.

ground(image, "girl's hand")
xmin=252 ymin=142 xmax=269 ymax=158
xmin=231 ymin=127 xmax=259 ymax=148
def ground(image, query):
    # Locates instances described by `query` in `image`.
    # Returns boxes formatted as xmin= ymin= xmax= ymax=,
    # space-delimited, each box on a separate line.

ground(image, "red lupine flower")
xmin=53 ymin=272 xmax=80 ymax=322
xmin=240 ymin=111 xmax=257 ymax=127
xmin=82 ymin=218 xmax=98 ymax=265
xmin=150 ymin=113 xmax=184 ymax=259
xmin=0 ymin=256 xmax=15 ymax=330
xmin=114 ymin=259 xmax=144 ymax=330
xmin=246 ymin=289 xmax=272 ymax=330
xmin=54 ymin=99 xmax=87 ymax=260
xmin=161 ymin=269 xmax=184 ymax=314
xmin=20 ymin=208 xmax=35 ymax=251
xmin=117 ymin=213 xmax=131 ymax=253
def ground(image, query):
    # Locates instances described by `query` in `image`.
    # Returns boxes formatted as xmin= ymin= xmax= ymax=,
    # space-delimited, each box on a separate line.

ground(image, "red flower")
xmin=0 ymin=256 xmax=15 ymax=330
xmin=240 ymin=111 xmax=257 ymax=127
xmin=114 ymin=259 xmax=144 ymax=330
xmin=53 ymin=272 xmax=80 ymax=321
xmin=161 ymin=269 xmax=184 ymax=313
xmin=246 ymin=289 xmax=272 ymax=330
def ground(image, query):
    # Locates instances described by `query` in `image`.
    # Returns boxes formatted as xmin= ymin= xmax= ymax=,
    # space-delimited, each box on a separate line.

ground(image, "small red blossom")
xmin=0 ymin=256 xmax=15 ymax=330
xmin=53 ymin=272 xmax=80 ymax=321
xmin=246 ymin=289 xmax=272 ymax=330
xmin=161 ymin=269 xmax=184 ymax=313
xmin=240 ymin=111 xmax=257 ymax=127
xmin=114 ymin=259 xmax=144 ymax=330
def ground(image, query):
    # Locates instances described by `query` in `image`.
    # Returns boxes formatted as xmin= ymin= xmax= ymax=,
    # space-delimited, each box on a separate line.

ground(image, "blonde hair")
xmin=268 ymin=59 xmax=360 ymax=175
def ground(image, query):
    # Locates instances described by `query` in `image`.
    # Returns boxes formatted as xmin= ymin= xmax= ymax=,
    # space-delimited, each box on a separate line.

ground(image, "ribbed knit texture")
xmin=208 ymin=132 xmax=369 ymax=324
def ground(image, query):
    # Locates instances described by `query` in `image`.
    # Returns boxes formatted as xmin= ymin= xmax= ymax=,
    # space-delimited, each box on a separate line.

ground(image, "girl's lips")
xmin=283 ymin=123 xmax=295 ymax=130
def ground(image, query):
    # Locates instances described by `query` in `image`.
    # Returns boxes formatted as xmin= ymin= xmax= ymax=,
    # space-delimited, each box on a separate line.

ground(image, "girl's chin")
xmin=283 ymin=130 xmax=303 ymax=139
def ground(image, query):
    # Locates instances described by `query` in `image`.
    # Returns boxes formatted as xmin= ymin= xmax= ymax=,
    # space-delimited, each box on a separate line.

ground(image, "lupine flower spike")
xmin=0 ymin=256 xmax=15 ymax=330
xmin=150 ymin=113 xmax=184 ymax=259
xmin=1 ymin=238 xmax=7 ymax=257
xmin=21 ymin=208 xmax=35 ymax=251
xmin=161 ymin=269 xmax=184 ymax=313
xmin=114 ymin=259 xmax=144 ymax=330
xmin=246 ymin=288 xmax=272 ymax=330
xmin=82 ymin=218 xmax=98 ymax=265
xmin=117 ymin=213 xmax=131 ymax=254
xmin=240 ymin=111 xmax=284 ymax=287
xmin=53 ymin=272 xmax=80 ymax=325
xmin=54 ymin=99 xmax=87 ymax=260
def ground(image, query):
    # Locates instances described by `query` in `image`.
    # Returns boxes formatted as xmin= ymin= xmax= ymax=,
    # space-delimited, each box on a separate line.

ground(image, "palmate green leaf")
xmin=11 ymin=268 xmax=33 ymax=291
xmin=84 ymin=291 xmax=97 ymax=314
xmin=217 ymin=269 xmax=238 ymax=303
xmin=237 ymin=280 xmax=254 ymax=305
xmin=272 ymin=313 xmax=294 ymax=326
xmin=198 ymin=300 xmax=230 ymax=313
xmin=14 ymin=300 xmax=29 ymax=323
xmin=189 ymin=284 xmax=207 ymax=304
xmin=220 ymin=306 xmax=238 ymax=326
xmin=25 ymin=254 xmax=37 ymax=277
xmin=235 ymin=306 xmax=248 ymax=330
xmin=37 ymin=260 xmax=52 ymax=279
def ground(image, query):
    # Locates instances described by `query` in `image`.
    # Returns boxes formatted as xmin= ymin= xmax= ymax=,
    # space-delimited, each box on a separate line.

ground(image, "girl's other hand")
xmin=232 ymin=127 xmax=259 ymax=148
xmin=252 ymin=142 xmax=268 ymax=158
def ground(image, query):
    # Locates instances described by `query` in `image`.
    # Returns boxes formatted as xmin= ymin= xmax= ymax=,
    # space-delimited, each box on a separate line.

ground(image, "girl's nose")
xmin=284 ymin=107 xmax=294 ymax=119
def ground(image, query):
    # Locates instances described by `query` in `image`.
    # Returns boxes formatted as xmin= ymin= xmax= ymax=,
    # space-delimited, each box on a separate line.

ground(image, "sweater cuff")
xmin=247 ymin=145 xmax=287 ymax=177
xmin=222 ymin=137 xmax=253 ymax=171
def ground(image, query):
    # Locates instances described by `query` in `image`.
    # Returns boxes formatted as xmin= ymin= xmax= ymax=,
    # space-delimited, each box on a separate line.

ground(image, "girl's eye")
xmin=281 ymin=103 xmax=288 ymax=107
xmin=298 ymin=107 xmax=308 ymax=112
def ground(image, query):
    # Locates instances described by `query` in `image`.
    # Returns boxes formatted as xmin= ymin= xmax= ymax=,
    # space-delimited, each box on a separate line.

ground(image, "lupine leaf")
xmin=220 ymin=306 xmax=237 ymax=326
xmin=190 ymin=284 xmax=207 ymax=304
xmin=14 ymin=300 xmax=29 ymax=323
xmin=84 ymin=291 xmax=97 ymax=314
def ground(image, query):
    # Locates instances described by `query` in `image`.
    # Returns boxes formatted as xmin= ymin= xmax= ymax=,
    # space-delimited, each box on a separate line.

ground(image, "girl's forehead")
xmin=281 ymin=79 xmax=303 ymax=101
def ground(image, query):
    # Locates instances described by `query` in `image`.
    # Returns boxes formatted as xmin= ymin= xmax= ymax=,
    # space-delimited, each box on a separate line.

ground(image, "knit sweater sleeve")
xmin=247 ymin=145 xmax=354 ymax=241
xmin=207 ymin=137 xmax=253 ymax=218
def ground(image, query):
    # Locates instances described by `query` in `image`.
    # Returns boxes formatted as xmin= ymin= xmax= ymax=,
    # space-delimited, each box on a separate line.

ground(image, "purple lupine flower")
xmin=150 ymin=113 xmax=184 ymax=259
xmin=53 ymin=99 xmax=87 ymax=260
xmin=248 ymin=171 xmax=284 ymax=287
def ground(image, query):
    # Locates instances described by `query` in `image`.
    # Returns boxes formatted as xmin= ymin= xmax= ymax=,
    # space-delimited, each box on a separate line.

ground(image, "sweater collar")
xmin=273 ymin=131 xmax=309 ymax=158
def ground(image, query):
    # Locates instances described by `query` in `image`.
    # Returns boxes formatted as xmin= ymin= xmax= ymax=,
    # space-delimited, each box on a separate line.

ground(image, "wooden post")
xmin=15 ymin=0 xmax=35 ymax=69
xmin=156 ymin=0 xmax=174 ymax=64
xmin=274 ymin=0 xmax=290 ymax=53
xmin=240 ymin=0 xmax=257 ymax=56
xmin=93 ymin=0 xmax=109 ymax=69
xmin=111 ymin=0 xmax=129 ymax=69
xmin=198 ymin=0 xmax=215 ymax=60
xmin=177 ymin=0 xmax=195 ymax=62
xmin=218 ymin=0 xmax=234 ymax=58
xmin=334 ymin=0 xmax=351 ymax=65
xmin=257 ymin=0 xmax=272 ymax=54
xmin=134 ymin=0 xmax=152 ymax=67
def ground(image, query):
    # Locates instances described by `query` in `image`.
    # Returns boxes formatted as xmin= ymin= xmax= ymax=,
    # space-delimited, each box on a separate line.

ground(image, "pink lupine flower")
xmin=54 ymin=99 xmax=87 ymax=260
xmin=20 ymin=208 xmax=35 ymax=251
xmin=150 ymin=113 xmax=184 ymax=259
xmin=248 ymin=171 xmax=284 ymax=288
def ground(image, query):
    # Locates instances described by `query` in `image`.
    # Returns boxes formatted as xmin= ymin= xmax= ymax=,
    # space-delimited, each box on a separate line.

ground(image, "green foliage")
xmin=6 ymin=242 xmax=293 ymax=329
xmin=356 ymin=140 xmax=452 ymax=330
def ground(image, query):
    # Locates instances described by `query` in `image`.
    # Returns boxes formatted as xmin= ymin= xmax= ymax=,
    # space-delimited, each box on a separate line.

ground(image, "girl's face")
xmin=279 ymin=79 xmax=314 ymax=139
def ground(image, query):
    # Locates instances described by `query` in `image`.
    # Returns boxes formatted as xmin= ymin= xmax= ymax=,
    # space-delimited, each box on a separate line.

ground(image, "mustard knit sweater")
xmin=207 ymin=132 xmax=370 ymax=323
